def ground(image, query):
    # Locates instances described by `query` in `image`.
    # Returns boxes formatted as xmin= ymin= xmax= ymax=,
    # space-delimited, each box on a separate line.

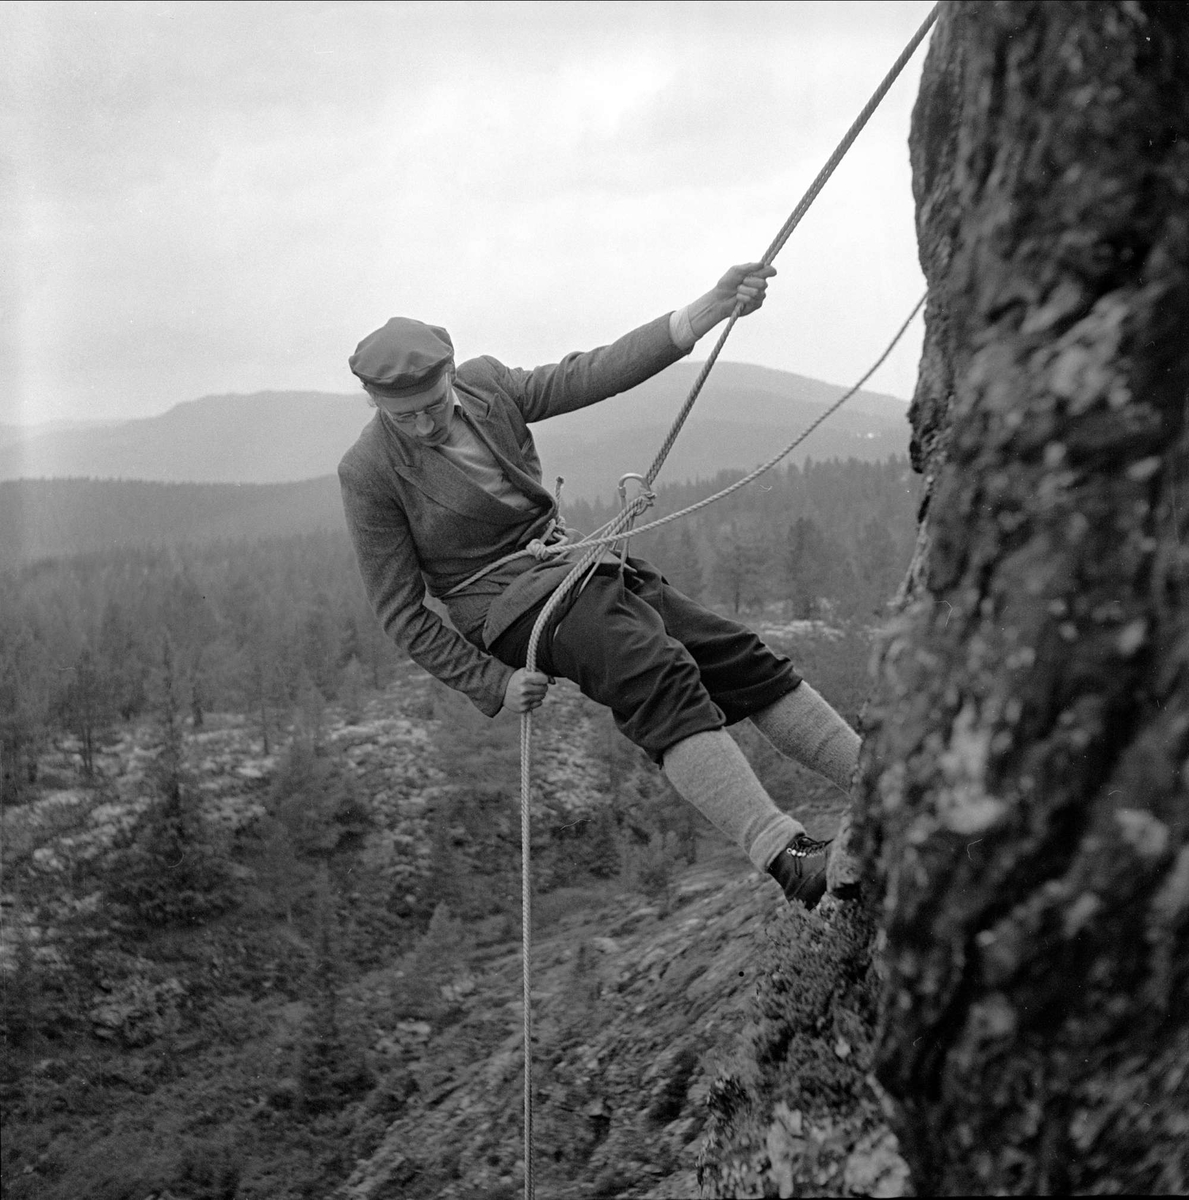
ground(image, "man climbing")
xmin=338 ymin=263 xmax=860 ymax=907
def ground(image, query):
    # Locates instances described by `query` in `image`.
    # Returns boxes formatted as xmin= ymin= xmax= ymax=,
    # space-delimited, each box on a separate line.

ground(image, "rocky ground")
xmin=338 ymin=853 xmax=912 ymax=1200
xmin=2 ymin=636 xmax=907 ymax=1198
xmin=341 ymin=850 xmax=770 ymax=1200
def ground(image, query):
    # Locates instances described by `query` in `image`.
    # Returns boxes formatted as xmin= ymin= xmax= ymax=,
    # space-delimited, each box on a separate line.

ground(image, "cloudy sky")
xmin=3 ymin=0 xmax=937 ymax=427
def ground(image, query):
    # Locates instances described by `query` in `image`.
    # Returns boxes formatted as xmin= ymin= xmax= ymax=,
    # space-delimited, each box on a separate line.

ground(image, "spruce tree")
xmin=107 ymin=638 xmax=231 ymax=928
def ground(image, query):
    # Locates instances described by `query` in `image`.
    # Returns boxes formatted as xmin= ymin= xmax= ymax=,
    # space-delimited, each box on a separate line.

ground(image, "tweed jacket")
xmin=338 ymin=312 xmax=689 ymax=716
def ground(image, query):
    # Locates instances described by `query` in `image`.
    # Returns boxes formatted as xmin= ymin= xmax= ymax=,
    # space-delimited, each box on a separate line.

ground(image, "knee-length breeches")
xmin=488 ymin=557 xmax=801 ymax=761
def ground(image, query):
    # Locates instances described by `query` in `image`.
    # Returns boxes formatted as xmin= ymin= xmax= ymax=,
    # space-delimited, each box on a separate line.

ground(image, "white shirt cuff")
xmin=669 ymin=306 xmax=697 ymax=352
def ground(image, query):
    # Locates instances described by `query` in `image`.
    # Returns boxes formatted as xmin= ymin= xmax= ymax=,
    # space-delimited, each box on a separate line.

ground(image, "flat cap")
xmin=348 ymin=317 xmax=454 ymax=396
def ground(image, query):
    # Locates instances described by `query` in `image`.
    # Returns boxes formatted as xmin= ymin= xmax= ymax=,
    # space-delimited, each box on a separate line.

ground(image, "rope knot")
xmin=525 ymin=538 xmax=564 ymax=561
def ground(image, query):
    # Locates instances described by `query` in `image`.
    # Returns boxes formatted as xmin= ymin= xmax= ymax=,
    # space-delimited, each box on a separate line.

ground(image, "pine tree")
xmin=1 ymin=924 xmax=41 ymax=1051
xmin=300 ymin=590 xmax=339 ymax=698
xmin=106 ymin=638 xmax=232 ymax=927
xmin=267 ymin=728 xmax=356 ymax=860
xmin=711 ymin=523 xmax=770 ymax=614
xmin=393 ymin=901 xmax=472 ymax=1022
xmin=584 ymin=804 xmax=623 ymax=879
xmin=783 ymin=516 xmax=831 ymax=619
xmin=0 ymin=617 xmax=50 ymax=805
xmin=657 ymin=525 xmax=705 ymax=600
xmin=59 ymin=645 xmax=108 ymax=778
xmin=339 ymin=656 xmax=367 ymax=724
xmin=96 ymin=598 xmax=148 ymax=721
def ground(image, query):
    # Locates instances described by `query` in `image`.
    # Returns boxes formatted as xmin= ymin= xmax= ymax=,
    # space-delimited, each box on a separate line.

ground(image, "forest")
xmin=0 ymin=455 xmax=918 ymax=805
xmin=0 ymin=453 xmax=918 ymax=1198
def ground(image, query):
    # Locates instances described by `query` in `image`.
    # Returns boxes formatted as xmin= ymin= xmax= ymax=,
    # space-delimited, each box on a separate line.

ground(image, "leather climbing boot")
xmin=767 ymin=833 xmax=833 ymax=909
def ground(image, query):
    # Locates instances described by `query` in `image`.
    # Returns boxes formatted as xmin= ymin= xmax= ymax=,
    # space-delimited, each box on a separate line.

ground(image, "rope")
xmin=519 ymin=708 xmax=534 ymax=1200
xmin=516 ymin=8 xmax=938 ymax=1194
xmin=519 ymin=288 xmax=925 ymax=676
xmin=451 ymin=1 xmax=941 ymax=608
xmin=513 ymin=286 xmax=922 ymax=1197
xmin=570 ymin=292 xmax=926 ymax=550
xmin=641 ymin=1 xmax=940 ymax=490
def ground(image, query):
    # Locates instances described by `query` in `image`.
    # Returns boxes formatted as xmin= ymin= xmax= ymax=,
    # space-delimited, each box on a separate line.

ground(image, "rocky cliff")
xmin=863 ymin=2 xmax=1189 ymax=1193
xmin=700 ymin=3 xmax=1189 ymax=1195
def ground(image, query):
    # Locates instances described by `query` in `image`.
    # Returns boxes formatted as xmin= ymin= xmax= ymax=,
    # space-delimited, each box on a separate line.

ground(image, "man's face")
xmin=373 ymin=372 xmax=456 ymax=445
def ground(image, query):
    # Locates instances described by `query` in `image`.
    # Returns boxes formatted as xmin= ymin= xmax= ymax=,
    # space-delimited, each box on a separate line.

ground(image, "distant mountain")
xmin=0 ymin=392 xmax=367 ymax=486
xmin=2 ymin=362 xmax=910 ymax=500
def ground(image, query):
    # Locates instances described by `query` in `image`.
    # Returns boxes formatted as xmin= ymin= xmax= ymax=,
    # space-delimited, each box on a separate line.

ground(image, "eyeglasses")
xmin=382 ymin=396 xmax=452 ymax=426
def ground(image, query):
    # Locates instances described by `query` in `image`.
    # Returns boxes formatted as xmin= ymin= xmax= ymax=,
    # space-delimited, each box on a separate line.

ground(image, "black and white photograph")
xmin=3 ymin=2 xmax=1186 ymax=1197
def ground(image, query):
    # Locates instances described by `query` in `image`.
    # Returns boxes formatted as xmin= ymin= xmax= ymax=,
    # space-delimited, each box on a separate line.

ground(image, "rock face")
xmin=861 ymin=2 xmax=1189 ymax=1193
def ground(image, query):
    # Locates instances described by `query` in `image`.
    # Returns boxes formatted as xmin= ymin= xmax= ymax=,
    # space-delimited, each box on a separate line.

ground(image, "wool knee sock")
xmin=662 ymin=728 xmax=804 ymax=872
xmin=751 ymin=682 xmax=860 ymax=793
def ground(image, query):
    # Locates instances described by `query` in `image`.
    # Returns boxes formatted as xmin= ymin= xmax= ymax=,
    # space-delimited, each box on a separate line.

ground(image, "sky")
xmin=2 ymin=0 xmax=937 ymax=427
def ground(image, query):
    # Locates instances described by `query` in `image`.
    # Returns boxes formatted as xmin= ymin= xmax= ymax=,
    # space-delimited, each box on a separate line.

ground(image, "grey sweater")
xmin=338 ymin=313 xmax=689 ymax=716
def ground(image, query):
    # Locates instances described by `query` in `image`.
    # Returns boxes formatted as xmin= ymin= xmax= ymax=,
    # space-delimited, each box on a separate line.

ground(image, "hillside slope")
xmin=2 ymin=635 xmax=900 ymax=1198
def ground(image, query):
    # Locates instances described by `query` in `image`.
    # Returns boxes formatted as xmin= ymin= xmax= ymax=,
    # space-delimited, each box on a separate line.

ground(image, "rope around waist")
xmin=440 ymin=519 xmax=573 ymax=600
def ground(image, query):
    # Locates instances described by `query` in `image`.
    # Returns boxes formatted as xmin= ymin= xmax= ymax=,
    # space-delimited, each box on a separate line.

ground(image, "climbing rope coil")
xmin=515 ymin=7 xmax=939 ymax=1196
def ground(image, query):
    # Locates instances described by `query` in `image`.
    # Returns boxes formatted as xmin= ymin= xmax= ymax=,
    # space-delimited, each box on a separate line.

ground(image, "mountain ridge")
xmin=2 ymin=362 xmax=910 ymax=499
